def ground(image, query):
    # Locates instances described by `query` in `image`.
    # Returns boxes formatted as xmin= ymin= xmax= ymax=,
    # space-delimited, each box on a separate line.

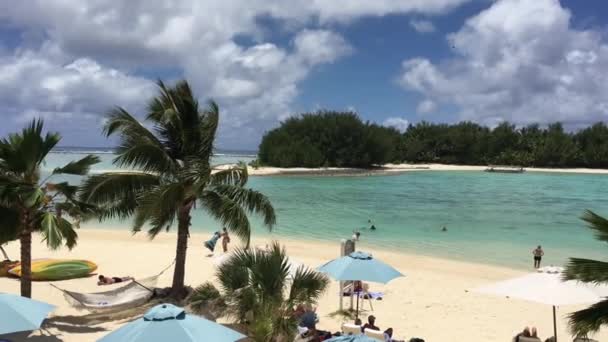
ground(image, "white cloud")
xmin=0 ymin=0 xmax=473 ymax=148
xmin=399 ymin=0 xmax=608 ymax=127
xmin=383 ymin=117 xmax=410 ymax=132
xmin=410 ymin=20 xmax=437 ymax=33
xmin=416 ymin=99 xmax=437 ymax=114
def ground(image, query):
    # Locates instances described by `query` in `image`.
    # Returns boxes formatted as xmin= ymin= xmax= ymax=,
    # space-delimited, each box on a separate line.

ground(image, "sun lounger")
xmin=342 ymin=323 xmax=362 ymax=335
xmin=364 ymin=328 xmax=385 ymax=341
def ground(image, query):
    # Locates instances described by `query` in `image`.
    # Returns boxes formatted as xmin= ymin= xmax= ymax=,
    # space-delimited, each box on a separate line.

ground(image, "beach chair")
xmin=342 ymin=323 xmax=362 ymax=335
xmin=364 ymin=328 xmax=385 ymax=341
xmin=516 ymin=337 xmax=541 ymax=342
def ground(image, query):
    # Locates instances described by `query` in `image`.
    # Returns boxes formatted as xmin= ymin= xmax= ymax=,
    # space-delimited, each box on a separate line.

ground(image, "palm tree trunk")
xmin=0 ymin=245 xmax=9 ymax=261
xmin=170 ymin=205 xmax=191 ymax=298
xmin=20 ymin=230 xmax=32 ymax=298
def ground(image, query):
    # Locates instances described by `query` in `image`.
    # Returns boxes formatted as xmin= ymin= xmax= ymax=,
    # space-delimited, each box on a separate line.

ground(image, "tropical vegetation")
xmin=259 ymin=112 xmax=608 ymax=168
xmin=79 ymin=80 xmax=276 ymax=298
xmin=564 ymin=210 xmax=608 ymax=335
xmin=0 ymin=120 xmax=99 ymax=297
xmin=258 ymin=111 xmax=401 ymax=168
xmin=190 ymin=243 xmax=329 ymax=341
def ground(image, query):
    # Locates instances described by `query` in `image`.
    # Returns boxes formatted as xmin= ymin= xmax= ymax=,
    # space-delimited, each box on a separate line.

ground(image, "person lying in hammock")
xmin=97 ymin=275 xmax=134 ymax=285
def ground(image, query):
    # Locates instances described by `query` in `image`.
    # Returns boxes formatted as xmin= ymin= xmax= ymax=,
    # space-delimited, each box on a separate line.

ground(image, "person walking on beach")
xmin=533 ymin=245 xmax=544 ymax=269
xmin=221 ymin=227 xmax=230 ymax=253
xmin=204 ymin=231 xmax=221 ymax=253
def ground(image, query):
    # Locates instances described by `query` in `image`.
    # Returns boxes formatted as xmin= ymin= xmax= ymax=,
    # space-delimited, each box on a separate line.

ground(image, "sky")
xmin=0 ymin=0 xmax=607 ymax=150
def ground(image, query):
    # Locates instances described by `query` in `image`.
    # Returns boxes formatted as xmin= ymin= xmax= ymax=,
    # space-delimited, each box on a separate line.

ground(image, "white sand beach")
xmin=243 ymin=163 xmax=608 ymax=176
xmin=1 ymin=229 xmax=606 ymax=342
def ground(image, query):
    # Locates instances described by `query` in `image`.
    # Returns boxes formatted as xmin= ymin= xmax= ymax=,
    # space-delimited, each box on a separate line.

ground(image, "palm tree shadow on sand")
xmin=0 ymin=331 xmax=63 ymax=342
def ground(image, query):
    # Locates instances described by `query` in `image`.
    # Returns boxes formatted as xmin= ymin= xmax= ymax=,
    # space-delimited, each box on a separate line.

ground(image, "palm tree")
xmin=213 ymin=242 xmax=328 ymax=342
xmin=564 ymin=210 xmax=608 ymax=335
xmin=0 ymin=119 xmax=99 ymax=297
xmin=79 ymin=80 xmax=276 ymax=298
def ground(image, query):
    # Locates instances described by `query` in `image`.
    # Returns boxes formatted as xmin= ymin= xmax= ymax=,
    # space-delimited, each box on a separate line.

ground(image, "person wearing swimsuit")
xmin=533 ymin=245 xmax=544 ymax=269
xmin=221 ymin=227 xmax=230 ymax=253
xmin=98 ymin=275 xmax=133 ymax=285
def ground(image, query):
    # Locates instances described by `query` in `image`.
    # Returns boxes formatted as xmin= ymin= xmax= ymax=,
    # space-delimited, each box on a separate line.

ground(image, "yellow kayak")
xmin=8 ymin=259 xmax=98 ymax=281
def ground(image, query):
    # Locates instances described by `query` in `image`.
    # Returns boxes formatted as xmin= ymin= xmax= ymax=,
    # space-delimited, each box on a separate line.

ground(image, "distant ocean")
xmin=45 ymin=148 xmax=608 ymax=270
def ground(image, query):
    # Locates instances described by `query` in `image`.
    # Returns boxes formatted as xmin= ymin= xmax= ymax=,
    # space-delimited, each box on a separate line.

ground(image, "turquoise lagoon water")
xmin=45 ymin=151 xmax=608 ymax=270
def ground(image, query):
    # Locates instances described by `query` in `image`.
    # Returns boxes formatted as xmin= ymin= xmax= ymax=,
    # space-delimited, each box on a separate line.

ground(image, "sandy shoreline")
xmin=242 ymin=163 xmax=608 ymax=176
xmin=1 ymin=228 xmax=607 ymax=341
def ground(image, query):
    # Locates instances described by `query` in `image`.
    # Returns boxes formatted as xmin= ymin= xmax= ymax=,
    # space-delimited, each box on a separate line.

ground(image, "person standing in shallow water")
xmin=533 ymin=245 xmax=544 ymax=269
xmin=221 ymin=227 xmax=230 ymax=253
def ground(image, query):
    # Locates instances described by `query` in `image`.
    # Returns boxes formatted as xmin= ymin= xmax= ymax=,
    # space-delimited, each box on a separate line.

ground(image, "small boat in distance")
xmin=485 ymin=165 xmax=526 ymax=173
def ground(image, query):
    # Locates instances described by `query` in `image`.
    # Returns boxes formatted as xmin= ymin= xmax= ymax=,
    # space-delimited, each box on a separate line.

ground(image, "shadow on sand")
xmin=0 ymin=331 xmax=62 ymax=342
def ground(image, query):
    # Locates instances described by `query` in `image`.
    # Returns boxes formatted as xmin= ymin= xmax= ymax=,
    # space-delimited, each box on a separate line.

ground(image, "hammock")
xmin=50 ymin=260 xmax=174 ymax=313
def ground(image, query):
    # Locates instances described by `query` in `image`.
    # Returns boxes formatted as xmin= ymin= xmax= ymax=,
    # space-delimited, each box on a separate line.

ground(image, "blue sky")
xmin=0 ymin=0 xmax=607 ymax=150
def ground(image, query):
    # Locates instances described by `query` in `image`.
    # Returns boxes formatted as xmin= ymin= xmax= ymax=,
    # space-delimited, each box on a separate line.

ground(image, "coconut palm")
xmin=0 ymin=119 xmax=99 ymax=297
xmin=215 ymin=242 xmax=328 ymax=341
xmin=564 ymin=210 xmax=608 ymax=335
xmin=79 ymin=80 xmax=276 ymax=298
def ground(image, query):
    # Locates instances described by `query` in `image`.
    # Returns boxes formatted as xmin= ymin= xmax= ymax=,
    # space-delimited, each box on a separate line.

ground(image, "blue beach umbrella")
xmin=325 ymin=334 xmax=379 ymax=342
xmin=98 ymin=303 xmax=246 ymax=342
xmin=317 ymin=251 xmax=403 ymax=283
xmin=317 ymin=251 xmax=403 ymax=318
xmin=0 ymin=293 xmax=56 ymax=334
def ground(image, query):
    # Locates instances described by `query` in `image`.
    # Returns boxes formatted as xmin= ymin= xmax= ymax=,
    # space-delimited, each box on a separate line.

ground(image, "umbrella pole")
xmin=553 ymin=306 xmax=558 ymax=342
xmin=356 ymin=293 xmax=360 ymax=319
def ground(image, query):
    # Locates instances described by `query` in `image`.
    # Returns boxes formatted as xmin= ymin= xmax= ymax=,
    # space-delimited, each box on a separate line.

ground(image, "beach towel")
xmin=204 ymin=232 xmax=221 ymax=252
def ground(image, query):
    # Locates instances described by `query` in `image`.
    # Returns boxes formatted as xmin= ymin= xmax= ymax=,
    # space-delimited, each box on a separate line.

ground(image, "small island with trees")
xmin=256 ymin=110 xmax=608 ymax=173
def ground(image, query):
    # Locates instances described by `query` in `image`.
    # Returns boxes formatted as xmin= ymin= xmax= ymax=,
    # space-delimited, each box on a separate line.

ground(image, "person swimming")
xmin=441 ymin=226 xmax=447 ymax=232
xmin=368 ymin=219 xmax=376 ymax=230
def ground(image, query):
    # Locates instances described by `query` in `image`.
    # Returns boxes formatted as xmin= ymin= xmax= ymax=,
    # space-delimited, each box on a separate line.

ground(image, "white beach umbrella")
xmin=473 ymin=266 xmax=608 ymax=341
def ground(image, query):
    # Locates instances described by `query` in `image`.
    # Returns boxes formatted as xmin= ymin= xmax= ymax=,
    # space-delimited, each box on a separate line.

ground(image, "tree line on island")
xmin=1 ymin=80 xmax=608 ymax=338
xmin=258 ymin=110 xmax=608 ymax=169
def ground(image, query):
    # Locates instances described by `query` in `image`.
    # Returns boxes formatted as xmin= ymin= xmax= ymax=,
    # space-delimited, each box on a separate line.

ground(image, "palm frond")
xmin=0 ymin=206 xmax=19 ymax=244
xmin=52 ymin=154 xmax=100 ymax=175
xmin=288 ymin=266 xmax=329 ymax=305
xmin=581 ymin=210 xmax=608 ymax=244
xmin=568 ymin=298 xmax=608 ymax=335
xmin=198 ymin=100 xmax=219 ymax=157
xmin=199 ymin=190 xmax=251 ymax=245
xmin=0 ymin=119 xmax=60 ymax=175
xmin=209 ymin=184 xmax=276 ymax=229
xmin=38 ymin=212 xmax=78 ymax=250
xmin=79 ymin=172 xmax=160 ymax=220
xmin=114 ymin=141 xmax=175 ymax=174
xmin=564 ymin=258 xmax=608 ymax=283
xmin=210 ymin=162 xmax=248 ymax=186
xmin=131 ymin=182 xmax=185 ymax=237
xmin=104 ymin=107 xmax=175 ymax=173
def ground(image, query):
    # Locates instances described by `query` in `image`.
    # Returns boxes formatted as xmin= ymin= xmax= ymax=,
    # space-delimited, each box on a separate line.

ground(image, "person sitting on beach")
xmin=530 ymin=327 xmax=541 ymax=340
xmin=97 ymin=275 xmax=133 ymax=285
xmin=384 ymin=328 xmax=405 ymax=342
xmin=514 ymin=327 xmax=540 ymax=342
xmin=361 ymin=315 xmax=380 ymax=332
xmin=533 ymin=245 xmax=544 ymax=269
